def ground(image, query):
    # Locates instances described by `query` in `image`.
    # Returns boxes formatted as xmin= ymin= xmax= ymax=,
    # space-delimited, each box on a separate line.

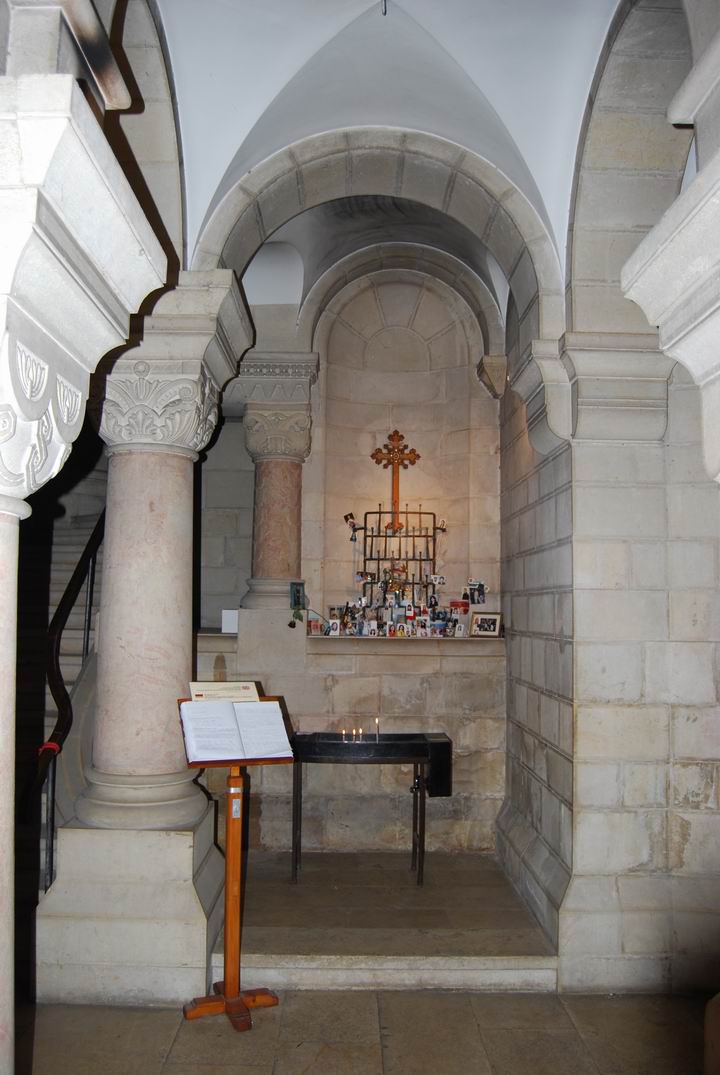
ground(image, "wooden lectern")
xmin=178 ymin=695 xmax=294 ymax=1032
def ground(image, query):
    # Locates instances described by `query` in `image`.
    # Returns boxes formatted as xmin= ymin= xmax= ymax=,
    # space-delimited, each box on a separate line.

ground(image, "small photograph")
xmin=396 ymin=623 xmax=407 ymax=637
xmin=328 ymin=618 xmax=341 ymax=636
xmin=308 ymin=619 xmax=323 ymax=636
xmin=367 ymin=621 xmax=378 ymax=636
xmin=469 ymin=612 xmax=501 ymax=638
xmin=455 ymin=623 xmax=465 ymax=638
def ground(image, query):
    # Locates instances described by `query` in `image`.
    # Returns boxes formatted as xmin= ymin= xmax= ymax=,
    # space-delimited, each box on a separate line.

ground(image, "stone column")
xmin=224 ymin=355 xmax=318 ymax=608
xmin=76 ymin=272 xmax=252 ymax=828
xmin=0 ymin=35 xmax=166 ymax=1061
xmin=37 ymin=272 xmax=254 ymax=1005
xmin=0 ymin=496 xmax=30 ymax=1062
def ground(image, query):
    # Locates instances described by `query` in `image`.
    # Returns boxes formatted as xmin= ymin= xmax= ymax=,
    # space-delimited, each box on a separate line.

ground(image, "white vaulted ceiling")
xmin=153 ymin=0 xmax=621 ymax=268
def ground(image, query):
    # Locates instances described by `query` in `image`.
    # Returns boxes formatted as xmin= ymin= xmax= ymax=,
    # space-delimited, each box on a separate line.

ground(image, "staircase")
xmin=44 ymin=519 xmax=103 ymax=730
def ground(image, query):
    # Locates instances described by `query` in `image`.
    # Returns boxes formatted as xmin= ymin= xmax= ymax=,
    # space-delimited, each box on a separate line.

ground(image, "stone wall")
xmin=496 ymin=385 xmax=573 ymax=947
xmin=559 ymin=368 xmax=720 ymax=992
xmin=313 ymin=271 xmax=501 ymax=614
xmin=197 ymin=622 xmax=506 ymax=854
xmin=199 ymin=419 xmax=254 ymax=627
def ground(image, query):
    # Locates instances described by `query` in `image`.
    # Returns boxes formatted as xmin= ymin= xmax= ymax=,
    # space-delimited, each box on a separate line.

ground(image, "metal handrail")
xmin=25 ymin=510 xmax=105 ymax=888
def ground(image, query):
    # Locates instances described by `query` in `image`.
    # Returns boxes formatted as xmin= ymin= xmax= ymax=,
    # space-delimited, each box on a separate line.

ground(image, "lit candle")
xmin=342 ymin=728 xmax=346 ymax=743
xmin=352 ymin=727 xmax=356 ymax=742
xmin=359 ymin=727 xmax=363 ymax=741
xmin=375 ymin=717 xmax=380 ymax=742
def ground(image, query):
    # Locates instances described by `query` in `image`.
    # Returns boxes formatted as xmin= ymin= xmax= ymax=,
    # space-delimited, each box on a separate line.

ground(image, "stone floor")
xmin=16 ymin=853 xmax=710 ymax=1072
xmin=238 ymin=850 xmax=554 ymax=957
xmin=16 ymin=990 xmax=707 ymax=1074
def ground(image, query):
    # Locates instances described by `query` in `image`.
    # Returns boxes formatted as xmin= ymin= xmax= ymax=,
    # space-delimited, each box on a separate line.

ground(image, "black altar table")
xmin=291 ymin=731 xmax=452 ymax=885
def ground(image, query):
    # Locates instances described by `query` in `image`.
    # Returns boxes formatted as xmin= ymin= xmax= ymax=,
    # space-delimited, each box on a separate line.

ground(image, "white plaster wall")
xmin=199 ymin=420 xmax=254 ymax=627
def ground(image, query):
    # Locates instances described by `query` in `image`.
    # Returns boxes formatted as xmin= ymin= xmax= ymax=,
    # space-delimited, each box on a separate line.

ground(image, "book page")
xmin=180 ymin=699 xmax=243 ymax=762
xmin=233 ymin=701 xmax=293 ymax=759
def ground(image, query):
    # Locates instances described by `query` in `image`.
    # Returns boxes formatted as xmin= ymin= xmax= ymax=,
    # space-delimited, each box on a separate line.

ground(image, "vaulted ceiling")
xmin=154 ymin=0 xmax=621 ymax=267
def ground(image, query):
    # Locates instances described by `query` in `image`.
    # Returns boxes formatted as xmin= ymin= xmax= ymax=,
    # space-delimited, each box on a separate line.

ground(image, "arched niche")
xmin=300 ymin=267 xmax=501 ymax=616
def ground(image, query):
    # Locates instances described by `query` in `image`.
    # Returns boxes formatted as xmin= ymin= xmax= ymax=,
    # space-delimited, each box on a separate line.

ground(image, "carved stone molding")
xmin=621 ymin=143 xmax=720 ymax=477
xmin=0 ymin=75 xmax=167 ymax=497
xmin=510 ymin=339 xmax=571 ymax=456
xmin=224 ymin=352 xmax=319 ymax=414
xmin=561 ymin=332 xmax=673 ymax=442
xmin=99 ymin=360 xmax=219 ymax=455
xmin=243 ymin=405 xmax=312 ymax=462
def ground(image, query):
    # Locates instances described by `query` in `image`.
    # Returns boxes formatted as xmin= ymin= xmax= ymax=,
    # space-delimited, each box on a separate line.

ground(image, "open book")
xmin=179 ymin=699 xmax=293 ymax=763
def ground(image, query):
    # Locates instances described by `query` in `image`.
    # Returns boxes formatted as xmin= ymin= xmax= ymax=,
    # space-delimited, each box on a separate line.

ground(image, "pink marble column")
xmin=242 ymin=403 xmax=312 ymax=608
xmin=0 ymin=496 xmax=31 ymax=1071
xmin=252 ymin=458 xmax=302 ymax=579
xmin=76 ymin=447 xmax=206 ymax=828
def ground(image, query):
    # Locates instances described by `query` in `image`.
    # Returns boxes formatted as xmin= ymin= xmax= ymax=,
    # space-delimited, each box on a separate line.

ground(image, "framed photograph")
xmin=328 ymin=618 xmax=340 ymax=636
xmin=469 ymin=612 xmax=501 ymax=638
xmin=308 ymin=619 xmax=323 ymax=636
xmin=455 ymin=623 xmax=465 ymax=637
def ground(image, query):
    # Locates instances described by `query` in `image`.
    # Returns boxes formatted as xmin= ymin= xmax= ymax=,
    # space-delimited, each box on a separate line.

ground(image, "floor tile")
xmin=279 ymin=991 xmax=380 ymax=1045
xmin=33 ymin=1052 xmax=164 ymax=1075
xmin=562 ymin=995 xmax=704 ymax=1075
xmin=30 ymin=1004 xmax=180 ymax=1064
xmin=166 ymin=1003 xmax=281 ymax=1068
xmin=471 ymin=992 xmax=574 ymax=1030
xmin=162 ymin=1064 xmax=270 ymax=1074
xmin=379 ymin=991 xmax=492 ymax=1074
xmin=273 ymin=1041 xmax=384 ymax=1074
xmin=481 ymin=1027 xmax=599 ymax=1075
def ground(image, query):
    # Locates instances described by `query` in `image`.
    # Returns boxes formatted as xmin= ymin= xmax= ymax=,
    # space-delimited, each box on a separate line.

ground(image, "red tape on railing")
xmin=37 ymin=741 xmax=61 ymax=757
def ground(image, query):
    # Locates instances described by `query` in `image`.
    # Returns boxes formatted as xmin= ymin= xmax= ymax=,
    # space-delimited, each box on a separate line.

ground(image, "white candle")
xmin=375 ymin=717 xmax=380 ymax=742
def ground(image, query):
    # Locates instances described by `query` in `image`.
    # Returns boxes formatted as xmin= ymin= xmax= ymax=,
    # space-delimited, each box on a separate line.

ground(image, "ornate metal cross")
xmin=371 ymin=430 xmax=420 ymax=532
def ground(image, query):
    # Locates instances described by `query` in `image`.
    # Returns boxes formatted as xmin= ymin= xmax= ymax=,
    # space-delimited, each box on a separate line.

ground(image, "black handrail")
xmin=25 ymin=510 xmax=106 ymax=807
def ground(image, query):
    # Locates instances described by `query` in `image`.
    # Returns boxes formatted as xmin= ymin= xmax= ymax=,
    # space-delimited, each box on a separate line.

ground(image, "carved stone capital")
xmin=223 ymin=352 xmax=319 ymax=414
xmin=243 ymin=404 xmax=312 ymax=462
xmin=0 ymin=75 xmax=166 ymax=497
xmin=98 ymin=271 xmax=252 ymax=455
xmin=561 ymin=332 xmax=673 ymax=442
xmin=99 ymin=359 xmax=219 ymax=456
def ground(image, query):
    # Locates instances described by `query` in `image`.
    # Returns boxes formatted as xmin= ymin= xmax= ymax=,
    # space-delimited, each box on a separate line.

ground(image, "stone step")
xmin=210 ymin=945 xmax=557 ymax=992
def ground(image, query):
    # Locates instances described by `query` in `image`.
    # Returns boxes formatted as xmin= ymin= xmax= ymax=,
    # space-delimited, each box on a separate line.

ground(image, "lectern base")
xmin=183 ymin=982 xmax=279 ymax=1032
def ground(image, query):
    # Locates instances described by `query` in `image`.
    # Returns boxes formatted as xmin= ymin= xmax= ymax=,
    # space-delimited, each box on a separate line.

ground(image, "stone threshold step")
xmin=211 ymin=950 xmax=557 ymax=992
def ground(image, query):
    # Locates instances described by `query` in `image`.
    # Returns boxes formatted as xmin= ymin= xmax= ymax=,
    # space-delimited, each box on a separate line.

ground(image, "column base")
xmin=36 ymin=808 xmax=224 ymax=1005
xmin=242 ymin=577 xmax=293 ymax=609
xmin=75 ymin=767 xmax=208 ymax=829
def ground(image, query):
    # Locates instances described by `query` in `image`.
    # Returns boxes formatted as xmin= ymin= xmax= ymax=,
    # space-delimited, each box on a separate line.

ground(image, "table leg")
xmin=291 ymin=758 xmax=302 ymax=882
xmin=411 ymin=762 xmax=419 ymax=872
xmin=417 ymin=764 xmax=426 ymax=886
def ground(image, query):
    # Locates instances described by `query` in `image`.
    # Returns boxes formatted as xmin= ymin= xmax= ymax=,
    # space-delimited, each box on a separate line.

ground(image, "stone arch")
xmin=103 ymin=0 xmax=185 ymax=273
xmin=567 ymin=0 xmax=693 ymax=334
xmin=192 ymin=128 xmax=563 ymax=342
xmin=297 ymin=243 xmax=505 ymax=358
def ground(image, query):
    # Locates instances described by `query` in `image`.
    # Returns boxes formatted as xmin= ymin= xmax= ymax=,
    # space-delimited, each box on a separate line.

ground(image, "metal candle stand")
xmin=357 ymin=506 xmax=446 ymax=607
